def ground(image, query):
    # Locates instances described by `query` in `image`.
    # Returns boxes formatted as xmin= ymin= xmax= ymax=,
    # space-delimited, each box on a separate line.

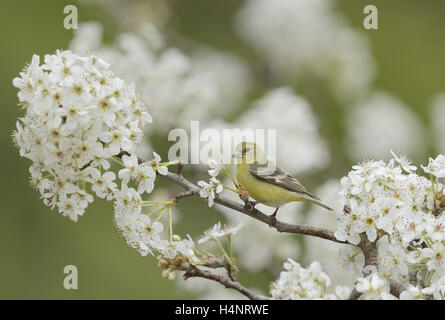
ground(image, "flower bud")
xmin=168 ymin=272 xmax=176 ymax=281
xmin=158 ymin=259 xmax=169 ymax=269
xmin=161 ymin=269 xmax=170 ymax=279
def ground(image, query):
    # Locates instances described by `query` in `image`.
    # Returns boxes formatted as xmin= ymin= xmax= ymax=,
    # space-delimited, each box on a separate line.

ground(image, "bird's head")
xmin=232 ymin=142 xmax=266 ymax=164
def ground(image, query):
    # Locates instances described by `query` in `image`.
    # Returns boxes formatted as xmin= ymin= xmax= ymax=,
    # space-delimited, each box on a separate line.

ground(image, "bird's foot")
xmin=238 ymin=186 xmax=249 ymax=201
xmin=244 ymin=200 xmax=259 ymax=210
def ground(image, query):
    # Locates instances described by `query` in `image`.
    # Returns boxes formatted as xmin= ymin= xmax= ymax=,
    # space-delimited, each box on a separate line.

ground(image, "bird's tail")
xmin=305 ymin=197 xmax=333 ymax=212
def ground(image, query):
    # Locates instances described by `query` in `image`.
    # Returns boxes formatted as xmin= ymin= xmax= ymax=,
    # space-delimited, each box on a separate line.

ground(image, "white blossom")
xmin=270 ymin=259 xmax=337 ymax=300
xmin=355 ymin=272 xmax=395 ymax=300
xmin=422 ymin=275 xmax=445 ymax=300
xmin=12 ymin=50 xmax=151 ymax=221
xmin=135 ymin=163 xmax=156 ymax=194
xmin=150 ymin=152 xmax=168 ymax=175
xmin=390 ymin=150 xmax=417 ymax=173
xmin=114 ymin=208 xmax=164 ymax=256
xmin=207 ymin=157 xmax=223 ymax=178
xmin=422 ymin=155 xmax=445 ymax=178
xmin=86 ymin=168 xmax=118 ymax=200
xmin=400 ymin=285 xmax=425 ymax=300
xmin=197 ymin=178 xmax=223 ymax=207
xmin=198 ymin=222 xmax=243 ymax=244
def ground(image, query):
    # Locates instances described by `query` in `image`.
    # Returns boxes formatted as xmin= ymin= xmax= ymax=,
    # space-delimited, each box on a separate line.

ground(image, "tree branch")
xmin=358 ymin=236 xmax=378 ymax=270
xmin=182 ymin=264 xmax=269 ymax=300
xmin=389 ymin=279 xmax=405 ymax=298
xmin=116 ymin=151 xmax=345 ymax=244
xmin=348 ymin=235 xmax=378 ymax=300
xmin=349 ymin=235 xmax=405 ymax=299
xmin=163 ymin=171 xmax=346 ymax=245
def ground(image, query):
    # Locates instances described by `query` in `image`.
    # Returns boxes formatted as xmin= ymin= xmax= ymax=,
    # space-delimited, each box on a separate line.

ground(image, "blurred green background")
xmin=1 ymin=0 xmax=445 ymax=299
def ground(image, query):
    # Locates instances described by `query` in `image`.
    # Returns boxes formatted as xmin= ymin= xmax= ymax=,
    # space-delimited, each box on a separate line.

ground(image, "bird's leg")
xmin=238 ymin=184 xmax=255 ymax=210
xmin=245 ymin=200 xmax=260 ymax=210
xmin=238 ymin=184 xmax=249 ymax=202
xmin=270 ymin=207 xmax=279 ymax=225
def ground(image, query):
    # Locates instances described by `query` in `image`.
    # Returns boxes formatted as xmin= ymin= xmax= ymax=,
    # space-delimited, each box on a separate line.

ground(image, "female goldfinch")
xmin=233 ymin=142 xmax=332 ymax=220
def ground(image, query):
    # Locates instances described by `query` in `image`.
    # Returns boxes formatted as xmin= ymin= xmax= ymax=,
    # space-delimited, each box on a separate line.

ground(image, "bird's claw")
xmin=238 ymin=184 xmax=253 ymax=209
xmin=244 ymin=200 xmax=258 ymax=210
xmin=238 ymin=186 xmax=249 ymax=202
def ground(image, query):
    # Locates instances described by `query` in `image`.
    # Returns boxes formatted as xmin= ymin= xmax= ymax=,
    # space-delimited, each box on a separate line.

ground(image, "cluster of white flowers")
xmin=346 ymin=92 xmax=424 ymax=160
xmin=109 ymin=152 xmax=208 ymax=262
xmin=114 ymin=198 xmax=163 ymax=256
xmin=12 ymin=50 xmax=199 ymax=265
xmin=337 ymin=154 xmax=427 ymax=244
xmin=270 ymin=259 xmax=350 ymax=300
xmin=398 ymin=275 xmax=445 ymax=300
xmin=13 ymin=50 xmax=151 ymax=221
xmin=355 ymin=271 xmax=395 ymax=300
xmin=69 ymin=22 xmax=252 ymax=132
xmin=337 ymin=152 xmax=445 ymax=297
xmin=235 ymin=0 xmax=375 ymax=100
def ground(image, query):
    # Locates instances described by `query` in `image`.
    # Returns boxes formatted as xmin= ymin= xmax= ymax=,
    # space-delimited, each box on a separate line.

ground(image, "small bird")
xmin=233 ymin=142 xmax=332 ymax=221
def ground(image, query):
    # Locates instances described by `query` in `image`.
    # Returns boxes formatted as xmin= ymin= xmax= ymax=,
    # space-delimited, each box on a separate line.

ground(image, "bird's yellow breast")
xmin=236 ymin=163 xmax=301 ymax=208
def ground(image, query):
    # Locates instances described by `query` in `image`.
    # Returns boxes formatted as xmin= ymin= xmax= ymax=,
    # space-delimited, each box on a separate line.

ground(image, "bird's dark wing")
xmin=249 ymin=161 xmax=320 ymax=200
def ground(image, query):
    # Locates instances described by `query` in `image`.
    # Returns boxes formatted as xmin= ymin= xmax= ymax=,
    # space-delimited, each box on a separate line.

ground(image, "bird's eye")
xmin=242 ymin=147 xmax=249 ymax=154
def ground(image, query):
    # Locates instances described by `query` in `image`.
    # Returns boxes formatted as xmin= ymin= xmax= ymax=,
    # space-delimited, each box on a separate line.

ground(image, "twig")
xmin=223 ymin=256 xmax=238 ymax=282
xmin=163 ymin=171 xmax=346 ymax=245
xmin=200 ymin=257 xmax=226 ymax=269
xmin=389 ymin=279 xmax=405 ymax=298
xmin=172 ymin=190 xmax=196 ymax=202
xmin=182 ymin=264 xmax=269 ymax=300
xmin=176 ymin=161 xmax=184 ymax=175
